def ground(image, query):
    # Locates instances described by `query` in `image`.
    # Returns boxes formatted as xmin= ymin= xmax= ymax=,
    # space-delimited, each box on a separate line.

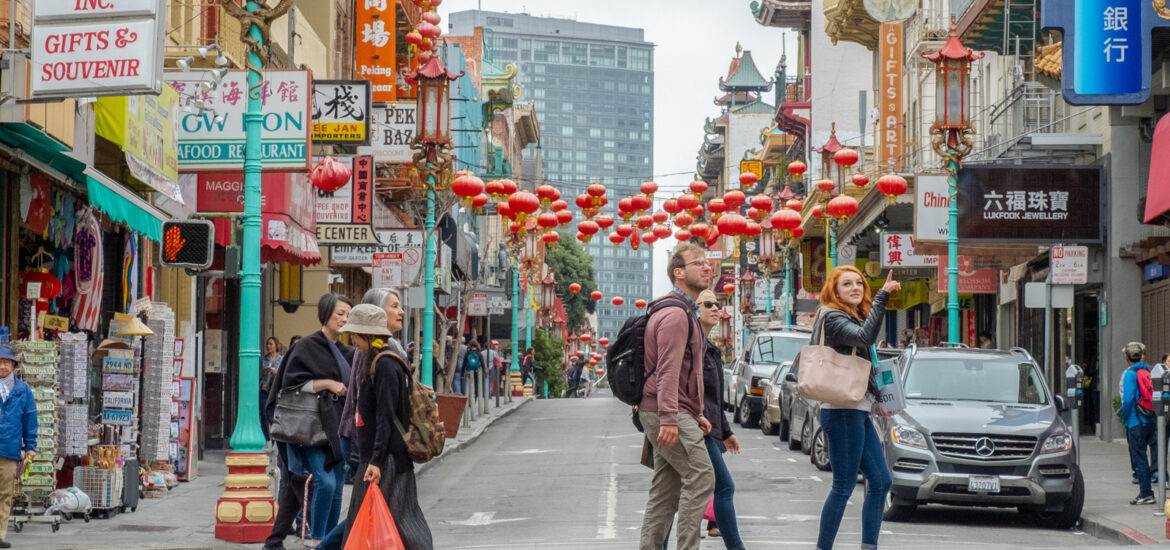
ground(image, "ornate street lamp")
xmin=740 ymin=271 xmax=757 ymax=315
xmin=409 ymin=54 xmax=463 ymax=388
xmin=923 ymin=18 xmax=983 ymax=342
xmin=757 ymin=220 xmax=777 ymax=317
xmin=540 ymin=269 xmax=558 ymax=324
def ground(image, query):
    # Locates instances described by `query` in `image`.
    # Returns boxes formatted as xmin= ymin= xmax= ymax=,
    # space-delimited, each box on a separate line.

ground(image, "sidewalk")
xmin=1080 ymin=436 xmax=1170 ymax=545
xmin=15 ymin=397 xmax=530 ymax=550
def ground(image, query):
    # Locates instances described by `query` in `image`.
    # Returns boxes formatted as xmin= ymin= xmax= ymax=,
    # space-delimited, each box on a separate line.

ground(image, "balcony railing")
xmin=971 ymin=81 xmax=1061 ymax=162
xmin=781 ymin=76 xmax=810 ymax=104
xmin=905 ymin=5 xmax=950 ymax=60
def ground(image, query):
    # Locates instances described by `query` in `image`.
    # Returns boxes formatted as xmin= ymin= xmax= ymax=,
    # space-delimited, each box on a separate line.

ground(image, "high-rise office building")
xmin=449 ymin=11 xmax=655 ymax=340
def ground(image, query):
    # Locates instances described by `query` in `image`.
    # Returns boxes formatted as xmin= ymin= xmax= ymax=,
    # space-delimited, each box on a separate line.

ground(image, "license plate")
xmin=968 ymin=475 xmax=1000 ymax=493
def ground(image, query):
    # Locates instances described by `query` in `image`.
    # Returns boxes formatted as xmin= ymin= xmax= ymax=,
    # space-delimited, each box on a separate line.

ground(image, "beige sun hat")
xmin=339 ymin=304 xmax=392 ymax=337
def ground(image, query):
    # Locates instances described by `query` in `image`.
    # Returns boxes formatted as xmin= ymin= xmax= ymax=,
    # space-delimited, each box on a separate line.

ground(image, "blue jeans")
xmin=453 ymin=364 xmax=465 ymax=394
xmin=301 ymin=446 xmax=345 ymax=539
xmin=817 ymin=408 xmax=891 ymax=550
xmin=339 ymin=436 xmax=358 ymax=483
xmin=319 ymin=519 xmax=346 ymax=550
xmin=705 ymin=436 xmax=745 ymax=550
xmin=1128 ymin=422 xmax=1156 ymax=498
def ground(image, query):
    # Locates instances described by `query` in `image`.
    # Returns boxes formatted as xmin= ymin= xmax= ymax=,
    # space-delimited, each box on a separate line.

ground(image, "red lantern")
xmin=634 ymin=299 xmax=647 ymax=309
xmin=576 ymin=232 xmax=587 ymax=242
xmin=785 ymin=199 xmax=803 ymax=211
xmin=816 ymin=179 xmax=835 ymax=193
xmin=508 ymin=191 xmax=540 ymax=222
xmin=471 ymin=193 xmax=489 ymax=210
xmin=422 ymin=11 xmax=441 ymax=25
xmin=587 ymin=182 xmax=607 ymax=198
xmin=629 ymin=229 xmax=643 ymax=250
xmin=499 ymin=178 xmax=518 ymax=195
xmin=486 ymin=179 xmax=507 ymax=199
xmin=690 ymin=205 xmax=705 ymax=218
xmin=852 ymin=173 xmax=870 ymax=187
xmin=542 ymin=232 xmax=560 ymax=245
xmin=636 ymin=214 xmax=654 ymax=230
xmin=405 ymin=30 xmax=423 ymax=47
xmin=715 ymin=212 xmax=747 ymax=237
xmin=569 ymin=283 xmax=582 ymax=293
xmin=723 ymin=283 xmax=736 ymax=293
xmin=826 ymin=195 xmax=859 ymax=219
xmin=833 ymin=148 xmax=859 ymax=168
xmin=750 ymin=194 xmax=773 ymax=212
xmin=739 ymin=171 xmax=758 ymax=188
xmin=536 ymin=184 xmax=560 ymax=207
xmin=677 ymin=193 xmax=700 ymax=211
xmin=663 ymin=198 xmax=682 ymax=215
xmin=575 ymin=193 xmax=593 ymax=210
xmin=653 ymin=224 xmax=672 ymax=240
xmin=452 ymin=171 xmax=485 ymax=206
xmin=770 ymin=209 xmax=802 ymax=232
xmin=651 ymin=210 xmax=669 ymax=224
xmin=615 ymin=223 xmax=634 ymax=238
xmin=599 ymin=337 xmax=610 ymax=346
xmin=723 ymin=190 xmax=746 ymax=209
xmin=707 ymin=198 xmax=727 ymax=215
xmin=632 ymin=194 xmax=653 ymax=213
xmin=705 ymin=225 xmax=720 ymax=244
xmin=612 ymin=296 xmax=624 ymax=306
xmin=495 ymin=202 xmax=513 ymax=219
xmin=812 ymin=205 xmax=824 ymax=219
xmin=690 ymin=223 xmax=709 ymax=239
xmin=675 ymin=229 xmax=692 ymax=241
xmin=556 ymin=209 xmax=574 ymax=226
xmin=747 ymin=207 xmax=763 ymax=221
xmin=590 ymin=290 xmax=603 ymax=301
xmin=595 ymin=214 xmax=615 ymax=231
xmin=551 ymin=199 xmax=569 ymax=212
xmin=743 ymin=221 xmax=763 ymax=237
xmin=416 ymin=20 xmax=441 ymax=39
xmin=640 ymin=180 xmax=658 ymax=196
xmin=642 ymin=233 xmax=658 ymax=245
xmin=509 ymin=222 xmax=523 ymax=233
xmin=537 ymin=212 xmax=559 ymax=230
xmin=877 ymin=174 xmax=909 ymax=204
xmin=608 ymin=232 xmax=624 ymax=246
xmin=690 ymin=179 xmax=708 ymax=194
xmin=309 ymin=156 xmax=352 ymax=192
xmin=578 ymin=220 xmax=600 ymax=239
xmin=674 ymin=212 xmax=694 ymax=228
xmin=618 ymin=197 xmax=634 ymax=216
xmin=787 ymin=159 xmax=807 ymax=181
xmin=580 ymin=334 xmax=592 ymax=343
xmin=793 ymin=227 xmax=805 ymax=239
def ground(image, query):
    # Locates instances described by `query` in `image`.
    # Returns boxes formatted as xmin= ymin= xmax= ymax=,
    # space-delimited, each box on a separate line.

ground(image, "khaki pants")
xmin=638 ymin=412 xmax=714 ymax=550
xmin=0 ymin=456 xmax=17 ymax=540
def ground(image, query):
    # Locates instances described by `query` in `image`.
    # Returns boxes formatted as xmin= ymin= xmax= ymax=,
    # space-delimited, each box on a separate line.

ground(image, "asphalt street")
xmin=417 ymin=390 xmax=1120 ymax=549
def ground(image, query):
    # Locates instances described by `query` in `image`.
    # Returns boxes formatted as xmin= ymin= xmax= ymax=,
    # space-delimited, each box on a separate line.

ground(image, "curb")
xmin=1079 ymin=513 xmax=1162 ymax=545
xmin=417 ymin=397 xmax=531 ymax=476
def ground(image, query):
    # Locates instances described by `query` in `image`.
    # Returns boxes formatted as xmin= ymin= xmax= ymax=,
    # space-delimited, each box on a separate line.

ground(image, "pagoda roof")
xmin=714 ymin=91 xmax=758 ymax=105
xmin=719 ymin=50 xmax=773 ymax=92
xmin=731 ymin=99 xmax=776 ymax=115
xmin=814 ymin=122 xmax=844 ymax=154
xmin=407 ymin=55 xmax=462 ymax=84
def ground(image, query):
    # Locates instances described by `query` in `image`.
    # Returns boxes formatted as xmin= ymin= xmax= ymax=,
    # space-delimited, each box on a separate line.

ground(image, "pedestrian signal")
xmin=160 ymin=220 xmax=215 ymax=270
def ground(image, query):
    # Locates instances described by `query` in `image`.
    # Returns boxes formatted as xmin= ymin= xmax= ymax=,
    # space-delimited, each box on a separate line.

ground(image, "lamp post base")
xmin=213 ymin=453 xmax=275 ymax=543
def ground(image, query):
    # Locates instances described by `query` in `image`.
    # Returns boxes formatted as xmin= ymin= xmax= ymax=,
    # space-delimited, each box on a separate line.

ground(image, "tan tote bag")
xmin=797 ymin=309 xmax=873 ymax=408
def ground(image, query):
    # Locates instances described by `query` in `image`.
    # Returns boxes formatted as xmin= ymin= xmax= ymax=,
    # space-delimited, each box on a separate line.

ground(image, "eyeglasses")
xmin=684 ymin=260 xmax=712 ymax=271
xmin=700 ymin=301 xmax=720 ymax=309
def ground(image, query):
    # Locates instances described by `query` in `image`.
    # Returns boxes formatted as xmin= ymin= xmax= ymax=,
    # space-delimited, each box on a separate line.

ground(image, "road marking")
xmin=595 ymin=433 xmax=640 ymax=439
xmin=501 ymin=448 xmax=551 ymax=455
xmin=446 ymin=512 xmax=528 ymax=526
xmin=787 ymin=458 xmax=797 ymax=463
xmin=598 ymin=448 xmax=618 ymax=539
xmin=810 ymin=475 xmax=823 ymax=482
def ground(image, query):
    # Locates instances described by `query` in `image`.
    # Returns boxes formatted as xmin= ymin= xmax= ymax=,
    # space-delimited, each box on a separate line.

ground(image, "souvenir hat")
xmin=339 ymin=304 xmax=392 ymax=337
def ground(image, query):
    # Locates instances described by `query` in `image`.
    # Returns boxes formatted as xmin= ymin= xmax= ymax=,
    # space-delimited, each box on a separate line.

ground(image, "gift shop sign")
xmin=165 ymin=69 xmax=311 ymax=172
xmin=878 ymin=23 xmax=904 ymax=171
xmin=937 ymin=255 xmax=998 ymax=294
xmin=315 ymin=156 xmax=378 ymax=244
xmin=359 ymin=103 xmax=417 ymax=163
xmin=30 ymin=0 xmax=166 ymax=98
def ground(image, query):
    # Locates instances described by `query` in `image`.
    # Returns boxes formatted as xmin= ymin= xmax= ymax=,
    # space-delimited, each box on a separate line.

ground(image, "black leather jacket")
xmin=813 ymin=290 xmax=891 ymax=396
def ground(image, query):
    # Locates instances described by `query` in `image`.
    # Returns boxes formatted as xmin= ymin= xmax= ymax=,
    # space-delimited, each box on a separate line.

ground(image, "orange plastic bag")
xmin=343 ymin=484 xmax=405 ymax=550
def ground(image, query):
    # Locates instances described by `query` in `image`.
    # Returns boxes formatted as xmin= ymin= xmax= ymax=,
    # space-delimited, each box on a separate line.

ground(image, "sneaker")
xmin=0 ymin=539 xmax=11 ymax=549
xmin=709 ymin=527 xmax=721 ymax=537
xmin=1131 ymin=495 xmax=1156 ymax=505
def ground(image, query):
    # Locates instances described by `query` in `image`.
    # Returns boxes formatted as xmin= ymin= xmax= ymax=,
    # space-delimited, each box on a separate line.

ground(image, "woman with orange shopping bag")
xmin=337 ymin=302 xmax=433 ymax=550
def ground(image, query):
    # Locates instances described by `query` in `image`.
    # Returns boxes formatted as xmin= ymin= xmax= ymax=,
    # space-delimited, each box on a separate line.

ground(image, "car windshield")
xmin=752 ymin=335 xmax=806 ymax=366
xmin=903 ymin=357 xmax=1048 ymax=405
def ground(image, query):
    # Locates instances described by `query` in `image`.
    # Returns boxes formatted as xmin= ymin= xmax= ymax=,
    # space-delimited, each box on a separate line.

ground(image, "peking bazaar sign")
xmin=356 ymin=0 xmax=397 ymax=102
xmin=878 ymin=23 xmax=904 ymax=171
xmin=31 ymin=0 xmax=166 ymax=98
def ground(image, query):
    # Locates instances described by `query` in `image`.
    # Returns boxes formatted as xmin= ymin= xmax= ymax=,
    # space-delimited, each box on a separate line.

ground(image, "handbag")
xmin=270 ymin=387 xmax=329 ymax=447
xmin=797 ymin=310 xmax=873 ymax=408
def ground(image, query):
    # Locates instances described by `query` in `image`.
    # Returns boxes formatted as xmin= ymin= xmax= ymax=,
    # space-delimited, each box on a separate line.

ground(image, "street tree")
xmin=542 ymin=231 xmax=597 ymax=332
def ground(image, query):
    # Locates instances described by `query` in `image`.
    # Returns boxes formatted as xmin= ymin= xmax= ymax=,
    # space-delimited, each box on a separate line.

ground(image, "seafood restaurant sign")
xmin=31 ymin=0 xmax=167 ymax=98
xmin=165 ymin=69 xmax=312 ymax=172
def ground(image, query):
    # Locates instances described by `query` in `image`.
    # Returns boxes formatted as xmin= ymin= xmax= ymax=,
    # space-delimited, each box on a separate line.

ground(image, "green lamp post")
xmin=408 ymin=56 xmax=461 ymax=387
xmin=215 ymin=0 xmax=290 ymax=542
xmin=923 ymin=19 xmax=982 ymax=342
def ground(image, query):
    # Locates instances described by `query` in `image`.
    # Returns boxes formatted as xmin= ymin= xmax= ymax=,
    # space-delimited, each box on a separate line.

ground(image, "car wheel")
xmin=761 ymin=409 xmax=778 ymax=435
xmin=800 ymin=418 xmax=813 ymax=455
xmin=811 ymin=428 xmax=831 ymax=471
xmin=740 ymin=396 xmax=760 ymax=428
xmin=883 ymin=492 xmax=917 ymax=522
xmin=787 ymin=414 xmax=802 ymax=450
xmin=1032 ymin=466 xmax=1084 ymax=530
xmin=779 ymin=413 xmax=790 ymax=442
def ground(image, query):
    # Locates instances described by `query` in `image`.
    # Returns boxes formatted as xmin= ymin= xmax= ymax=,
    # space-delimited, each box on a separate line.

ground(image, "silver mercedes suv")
xmin=880 ymin=345 xmax=1083 ymax=529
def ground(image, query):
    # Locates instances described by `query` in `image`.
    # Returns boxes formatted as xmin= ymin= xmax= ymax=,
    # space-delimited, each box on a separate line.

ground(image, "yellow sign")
xmin=37 ymin=312 xmax=69 ymax=332
xmin=740 ymin=160 xmax=763 ymax=179
xmin=95 ymin=88 xmax=181 ymax=202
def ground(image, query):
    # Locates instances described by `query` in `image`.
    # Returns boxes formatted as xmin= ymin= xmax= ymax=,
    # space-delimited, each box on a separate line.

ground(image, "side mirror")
xmin=1054 ymin=395 xmax=1068 ymax=413
xmin=785 ymin=372 xmax=797 ymax=383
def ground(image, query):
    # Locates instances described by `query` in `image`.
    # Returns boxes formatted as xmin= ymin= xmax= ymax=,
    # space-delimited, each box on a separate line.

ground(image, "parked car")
xmin=731 ymin=327 xmax=809 ymax=428
xmin=759 ymin=362 xmax=793 ymax=436
xmin=881 ymin=345 xmax=1083 ymax=530
xmin=723 ymin=358 xmax=739 ymax=413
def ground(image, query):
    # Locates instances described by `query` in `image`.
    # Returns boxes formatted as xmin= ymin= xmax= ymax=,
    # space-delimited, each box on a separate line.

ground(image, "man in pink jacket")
xmin=638 ymin=242 xmax=715 ymax=549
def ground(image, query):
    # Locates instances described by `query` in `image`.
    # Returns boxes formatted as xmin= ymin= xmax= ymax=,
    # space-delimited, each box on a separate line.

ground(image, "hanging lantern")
xmin=486 ymin=179 xmax=507 ymax=199
xmin=826 ymin=195 xmax=860 ymax=219
xmin=618 ymin=197 xmax=634 ymax=217
xmin=651 ymin=210 xmax=669 ymax=224
xmin=599 ymin=337 xmax=611 ymax=346
xmin=690 ymin=179 xmax=708 ymax=194
xmin=675 ymin=229 xmax=692 ymax=241
xmin=663 ymin=198 xmax=682 ymax=216
xmin=812 ymin=205 xmax=824 ymax=219
xmin=653 ymin=224 xmax=672 ymax=240
xmin=612 ymin=296 xmax=624 ymax=306
xmin=509 ymin=222 xmax=523 ymax=234
xmin=690 ymin=223 xmax=709 ymax=239
xmin=641 ymin=232 xmax=658 ymax=245
xmin=537 ymin=212 xmax=559 ymax=231
xmin=576 ymin=193 xmax=593 ymax=210
xmin=496 ymin=202 xmax=513 ymax=219
xmin=590 ymin=290 xmax=603 ymax=301
xmin=677 ymin=193 xmax=700 ymax=211
xmin=705 ymin=225 xmax=720 ymax=245
xmin=877 ymin=174 xmax=909 ymax=205
xmin=407 ymin=54 xmax=459 ymax=145
xmin=471 ymin=193 xmax=489 ymax=211
xmin=715 ymin=212 xmax=747 ymax=237
xmin=556 ymin=209 xmax=574 ymax=226
xmin=923 ymin=20 xmax=983 ymax=133
xmin=580 ymin=333 xmax=592 ymax=343
xmin=723 ymin=190 xmax=746 ymax=210
xmin=816 ymin=179 xmax=835 ymax=193
xmin=707 ymin=198 xmax=727 ymax=216
xmin=405 ymin=29 xmax=423 ymax=48
xmin=833 ymin=148 xmax=859 ymax=168
xmin=792 ymin=227 xmax=805 ymax=239
xmin=551 ymin=199 xmax=569 ymax=212
xmin=758 ymin=222 xmax=776 ymax=262
xmin=674 ymin=212 xmax=694 ymax=228
xmin=595 ymin=214 xmax=615 ymax=232
xmin=747 ymin=207 xmax=763 ymax=221
xmin=309 ymin=156 xmax=352 ymax=192
xmin=587 ymin=182 xmax=607 ymax=204
xmin=416 ymin=20 xmax=441 ymax=39
xmin=722 ymin=282 xmax=735 ymax=293
xmin=770 ymin=209 xmax=802 ymax=237
xmin=422 ymin=11 xmax=441 ymax=25
xmin=508 ymin=191 xmax=540 ymax=223
xmin=569 ymin=283 xmax=582 ymax=293
xmin=632 ymin=194 xmax=653 ymax=213
xmin=743 ymin=221 xmax=763 ymax=237
xmin=576 ymin=232 xmax=587 ymax=242
xmin=578 ymin=220 xmax=600 ymax=242
xmin=852 ymin=173 xmax=870 ymax=187
xmin=640 ymin=180 xmax=658 ymax=197
xmin=608 ymin=232 xmax=624 ymax=246
xmin=750 ymin=194 xmax=773 ymax=213
xmin=635 ymin=214 xmax=654 ymax=230
xmin=615 ymin=223 xmax=634 ymax=238
xmin=739 ymin=171 xmax=759 ymax=189
xmin=634 ymin=299 xmax=647 ymax=309
xmin=535 ymin=184 xmax=560 ymax=207
xmin=690 ymin=204 xmax=705 ymax=218
xmin=542 ymin=232 xmax=559 ymax=245
xmin=452 ymin=171 xmax=485 ymax=207
xmin=499 ymin=178 xmax=518 ymax=196
xmin=785 ymin=199 xmax=803 ymax=211
xmin=787 ymin=159 xmax=807 ymax=181
xmin=629 ymin=229 xmax=642 ymax=250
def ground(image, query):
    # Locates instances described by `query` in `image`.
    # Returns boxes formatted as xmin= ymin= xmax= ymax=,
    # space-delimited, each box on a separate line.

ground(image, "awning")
xmin=211 ymin=214 xmax=322 ymax=266
xmin=0 ymin=123 xmax=87 ymax=182
xmin=85 ymin=168 xmax=167 ymax=242
xmin=1145 ymin=114 xmax=1170 ymax=224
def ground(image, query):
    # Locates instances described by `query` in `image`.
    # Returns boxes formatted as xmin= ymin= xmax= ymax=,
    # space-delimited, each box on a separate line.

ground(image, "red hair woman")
xmin=814 ymin=266 xmax=900 ymax=550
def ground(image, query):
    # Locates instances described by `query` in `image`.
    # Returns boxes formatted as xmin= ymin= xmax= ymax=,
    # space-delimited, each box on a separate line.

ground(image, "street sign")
xmin=372 ymin=252 xmax=402 ymax=288
xmin=837 ymin=244 xmax=857 ymax=266
xmin=1050 ymin=245 xmax=1088 ymax=284
xmin=160 ymin=220 xmax=214 ymax=270
xmin=469 ymin=293 xmax=488 ymax=317
xmin=705 ymin=250 xmax=724 ymax=259
xmin=739 ymin=160 xmax=763 ymax=180
xmin=1025 ymin=283 xmax=1074 ymax=308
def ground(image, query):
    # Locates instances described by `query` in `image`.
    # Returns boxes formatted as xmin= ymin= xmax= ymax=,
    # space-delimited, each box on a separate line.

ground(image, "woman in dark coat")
xmin=266 ymin=293 xmax=353 ymax=545
xmin=339 ymin=302 xmax=433 ymax=549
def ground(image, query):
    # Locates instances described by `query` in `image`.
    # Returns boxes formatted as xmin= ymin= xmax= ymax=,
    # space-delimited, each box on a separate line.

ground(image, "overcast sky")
xmin=438 ymin=1 xmax=798 ymax=297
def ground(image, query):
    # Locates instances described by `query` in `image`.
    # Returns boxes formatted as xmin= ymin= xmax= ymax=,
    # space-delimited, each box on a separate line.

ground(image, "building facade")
xmin=448 ymin=11 xmax=655 ymax=340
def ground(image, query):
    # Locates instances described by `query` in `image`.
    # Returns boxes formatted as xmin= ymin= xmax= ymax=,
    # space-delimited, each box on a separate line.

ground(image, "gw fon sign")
xmin=165 ymin=69 xmax=311 ymax=171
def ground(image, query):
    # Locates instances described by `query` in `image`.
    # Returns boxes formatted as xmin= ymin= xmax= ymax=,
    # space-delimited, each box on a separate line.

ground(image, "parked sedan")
xmin=759 ymin=362 xmax=792 ymax=436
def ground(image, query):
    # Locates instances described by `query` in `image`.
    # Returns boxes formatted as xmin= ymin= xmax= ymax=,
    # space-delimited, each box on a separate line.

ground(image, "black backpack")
xmin=607 ymin=296 xmax=694 ymax=406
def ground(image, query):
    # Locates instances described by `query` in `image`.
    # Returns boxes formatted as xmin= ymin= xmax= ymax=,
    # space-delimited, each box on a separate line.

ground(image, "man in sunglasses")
xmin=638 ymin=242 xmax=715 ymax=550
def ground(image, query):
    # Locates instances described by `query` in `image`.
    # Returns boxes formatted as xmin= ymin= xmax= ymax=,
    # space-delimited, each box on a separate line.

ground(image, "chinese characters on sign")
xmin=880 ymin=233 xmax=937 ymax=268
xmin=956 ymin=166 xmax=1101 ymax=242
xmin=979 ymin=190 xmax=1070 ymax=220
xmin=312 ymin=80 xmax=371 ymax=145
xmin=1072 ymin=0 xmax=1141 ymax=96
xmin=359 ymin=103 xmax=418 ymax=163
xmin=315 ymin=156 xmax=378 ymax=244
xmin=356 ymin=0 xmax=397 ymax=102
xmin=879 ymin=23 xmax=904 ymax=171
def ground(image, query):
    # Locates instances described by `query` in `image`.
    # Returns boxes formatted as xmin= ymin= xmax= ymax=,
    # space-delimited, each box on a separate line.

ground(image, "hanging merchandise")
xmin=58 ymin=333 xmax=89 ymax=456
xmin=12 ymin=340 xmax=61 ymax=505
xmin=139 ymin=303 xmax=176 ymax=466
xmin=72 ymin=209 xmax=104 ymax=333
xmin=25 ymin=173 xmax=52 ymax=236
xmin=122 ymin=234 xmax=138 ymax=312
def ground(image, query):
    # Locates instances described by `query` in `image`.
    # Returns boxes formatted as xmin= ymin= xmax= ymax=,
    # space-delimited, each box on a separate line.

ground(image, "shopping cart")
xmin=8 ymin=456 xmax=63 ymax=533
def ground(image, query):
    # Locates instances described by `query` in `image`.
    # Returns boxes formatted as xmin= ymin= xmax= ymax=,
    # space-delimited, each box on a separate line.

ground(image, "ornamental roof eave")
xmin=730 ymin=99 xmax=776 ymax=115
xmin=823 ymin=0 xmax=879 ymax=50
xmin=751 ymin=0 xmax=814 ymax=28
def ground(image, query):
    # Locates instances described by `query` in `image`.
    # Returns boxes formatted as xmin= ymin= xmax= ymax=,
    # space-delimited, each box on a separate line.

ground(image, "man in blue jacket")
xmin=0 ymin=343 xmax=36 ymax=548
xmin=1120 ymin=341 xmax=1156 ymax=505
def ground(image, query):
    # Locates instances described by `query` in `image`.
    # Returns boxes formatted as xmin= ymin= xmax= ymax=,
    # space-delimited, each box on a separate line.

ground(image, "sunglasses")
xmin=699 ymin=301 xmax=720 ymax=309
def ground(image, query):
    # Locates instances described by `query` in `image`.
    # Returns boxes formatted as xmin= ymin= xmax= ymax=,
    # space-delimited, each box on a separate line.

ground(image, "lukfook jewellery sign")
xmin=31 ymin=0 xmax=166 ymax=98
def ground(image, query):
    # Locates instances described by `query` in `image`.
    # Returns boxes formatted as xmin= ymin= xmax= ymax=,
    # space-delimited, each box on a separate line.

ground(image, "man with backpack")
xmin=636 ymin=242 xmax=715 ymax=550
xmin=1121 ymin=341 xmax=1157 ymax=505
